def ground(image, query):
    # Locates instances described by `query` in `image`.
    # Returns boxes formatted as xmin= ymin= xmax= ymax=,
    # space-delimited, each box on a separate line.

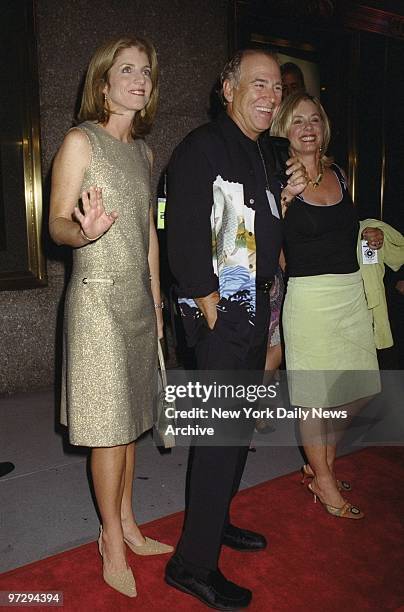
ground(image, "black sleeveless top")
xmin=283 ymin=164 xmax=359 ymax=277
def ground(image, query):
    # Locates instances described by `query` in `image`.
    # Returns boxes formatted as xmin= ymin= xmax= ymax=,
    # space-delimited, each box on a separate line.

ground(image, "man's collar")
xmin=218 ymin=112 xmax=258 ymax=147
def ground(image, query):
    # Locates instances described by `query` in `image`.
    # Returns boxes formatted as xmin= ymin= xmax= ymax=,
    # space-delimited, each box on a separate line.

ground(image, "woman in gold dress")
xmin=49 ymin=36 xmax=172 ymax=598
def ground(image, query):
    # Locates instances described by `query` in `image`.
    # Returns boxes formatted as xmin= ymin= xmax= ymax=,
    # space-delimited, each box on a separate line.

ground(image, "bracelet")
xmin=80 ymin=228 xmax=104 ymax=242
xmin=154 ymin=301 xmax=164 ymax=309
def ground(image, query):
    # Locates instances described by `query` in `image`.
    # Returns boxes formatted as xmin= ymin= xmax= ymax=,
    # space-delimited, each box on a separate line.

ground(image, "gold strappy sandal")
xmin=301 ymin=464 xmax=352 ymax=492
xmin=307 ymin=483 xmax=364 ymax=519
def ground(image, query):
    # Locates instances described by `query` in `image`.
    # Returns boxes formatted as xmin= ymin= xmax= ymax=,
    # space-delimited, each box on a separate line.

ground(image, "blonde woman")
xmin=271 ymin=92 xmax=383 ymax=519
xmin=49 ymin=37 xmax=172 ymax=598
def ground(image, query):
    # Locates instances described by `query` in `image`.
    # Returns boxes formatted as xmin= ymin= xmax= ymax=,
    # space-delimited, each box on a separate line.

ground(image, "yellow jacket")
xmin=357 ymin=219 xmax=404 ymax=349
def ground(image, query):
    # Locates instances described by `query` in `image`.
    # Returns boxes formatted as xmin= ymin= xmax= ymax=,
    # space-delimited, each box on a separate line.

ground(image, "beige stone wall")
xmin=0 ymin=0 xmax=228 ymax=393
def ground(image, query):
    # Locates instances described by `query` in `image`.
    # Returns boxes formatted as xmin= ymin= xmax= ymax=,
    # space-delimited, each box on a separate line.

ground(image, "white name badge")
xmin=266 ymin=189 xmax=280 ymax=219
xmin=361 ymin=240 xmax=378 ymax=265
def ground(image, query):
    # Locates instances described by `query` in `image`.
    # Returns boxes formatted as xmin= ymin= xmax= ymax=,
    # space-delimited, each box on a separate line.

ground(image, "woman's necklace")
xmin=307 ymin=160 xmax=324 ymax=189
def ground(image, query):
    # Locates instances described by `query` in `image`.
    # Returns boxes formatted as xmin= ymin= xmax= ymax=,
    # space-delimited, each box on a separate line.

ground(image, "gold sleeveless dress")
xmin=60 ymin=122 xmax=157 ymax=446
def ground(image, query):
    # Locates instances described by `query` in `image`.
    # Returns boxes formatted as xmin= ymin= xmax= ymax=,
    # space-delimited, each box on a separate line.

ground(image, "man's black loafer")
xmin=165 ymin=555 xmax=252 ymax=610
xmin=222 ymin=524 xmax=267 ymax=552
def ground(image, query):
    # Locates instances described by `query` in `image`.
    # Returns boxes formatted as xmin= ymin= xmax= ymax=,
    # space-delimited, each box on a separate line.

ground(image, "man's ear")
xmin=223 ymin=79 xmax=234 ymax=104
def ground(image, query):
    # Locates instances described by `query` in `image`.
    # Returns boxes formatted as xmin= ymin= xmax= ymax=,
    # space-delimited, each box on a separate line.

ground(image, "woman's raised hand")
xmin=74 ymin=186 xmax=118 ymax=240
xmin=280 ymin=157 xmax=308 ymax=216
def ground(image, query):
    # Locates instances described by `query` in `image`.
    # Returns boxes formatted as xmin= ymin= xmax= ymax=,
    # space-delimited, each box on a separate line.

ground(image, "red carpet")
xmin=0 ymin=447 xmax=403 ymax=611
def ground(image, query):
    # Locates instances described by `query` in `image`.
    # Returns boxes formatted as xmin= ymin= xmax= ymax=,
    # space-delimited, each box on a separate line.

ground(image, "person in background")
xmin=271 ymin=92 xmax=384 ymax=520
xmin=281 ymin=62 xmax=305 ymax=99
xmin=385 ymin=250 xmax=404 ymax=368
xmin=49 ymin=36 xmax=172 ymax=599
xmin=391 ymin=272 xmax=404 ymax=367
xmin=254 ymin=264 xmax=285 ymax=435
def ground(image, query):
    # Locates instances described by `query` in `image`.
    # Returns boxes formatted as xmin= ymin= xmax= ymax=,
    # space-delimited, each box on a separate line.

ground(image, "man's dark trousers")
xmin=176 ymin=288 xmax=271 ymax=575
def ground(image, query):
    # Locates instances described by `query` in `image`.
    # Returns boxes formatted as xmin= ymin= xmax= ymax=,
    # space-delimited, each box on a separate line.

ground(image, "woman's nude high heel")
xmin=124 ymin=535 xmax=173 ymax=556
xmin=98 ymin=526 xmax=137 ymax=598
xmin=307 ymin=483 xmax=364 ymax=519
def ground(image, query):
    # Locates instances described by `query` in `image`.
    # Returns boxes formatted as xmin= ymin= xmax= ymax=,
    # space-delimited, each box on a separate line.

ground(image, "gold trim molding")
xmin=0 ymin=0 xmax=46 ymax=290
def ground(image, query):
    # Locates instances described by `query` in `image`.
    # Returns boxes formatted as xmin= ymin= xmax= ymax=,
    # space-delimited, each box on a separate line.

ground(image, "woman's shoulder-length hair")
xmin=78 ymin=36 xmax=159 ymax=139
xmin=271 ymin=91 xmax=333 ymax=166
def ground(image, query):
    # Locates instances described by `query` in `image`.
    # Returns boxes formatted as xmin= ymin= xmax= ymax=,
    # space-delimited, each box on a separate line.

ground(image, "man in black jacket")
xmin=165 ymin=49 xmax=306 ymax=610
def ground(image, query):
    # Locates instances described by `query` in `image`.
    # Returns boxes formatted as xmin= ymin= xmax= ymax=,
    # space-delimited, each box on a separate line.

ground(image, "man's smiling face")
xmin=224 ymin=52 xmax=282 ymax=140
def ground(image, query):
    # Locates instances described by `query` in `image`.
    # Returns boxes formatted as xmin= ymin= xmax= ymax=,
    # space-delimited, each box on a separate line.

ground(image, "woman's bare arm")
xmin=49 ymin=129 xmax=117 ymax=246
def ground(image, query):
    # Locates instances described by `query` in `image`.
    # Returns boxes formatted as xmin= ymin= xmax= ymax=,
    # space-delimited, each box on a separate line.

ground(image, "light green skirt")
xmin=282 ymin=270 xmax=381 ymax=408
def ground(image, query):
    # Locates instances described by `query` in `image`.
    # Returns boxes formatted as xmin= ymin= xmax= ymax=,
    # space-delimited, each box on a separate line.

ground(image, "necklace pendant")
xmin=307 ymin=160 xmax=324 ymax=190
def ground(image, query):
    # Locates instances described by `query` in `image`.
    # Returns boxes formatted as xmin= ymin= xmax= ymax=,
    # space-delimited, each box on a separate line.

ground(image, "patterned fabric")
xmin=268 ymin=267 xmax=285 ymax=347
xmin=179 ymin=174 xmax=257 ymax=324
xmin=167 ymin=114 xmax=283 ymax=357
